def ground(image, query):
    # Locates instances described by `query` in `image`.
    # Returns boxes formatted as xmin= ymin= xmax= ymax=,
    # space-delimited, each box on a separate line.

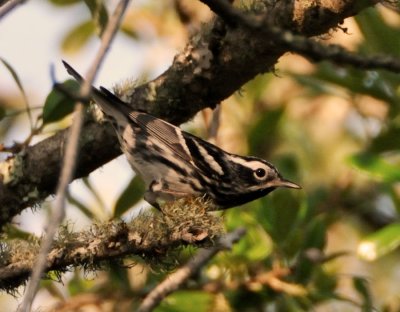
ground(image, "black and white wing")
xmin=63 ymin=60 xmax=226 ymax=176
xmin=127 ymin=110 xmax=193 ymax=164
xmin=63 ymin=61 xmax=230 ymax=205
xmin=126 ymin=110 xmax=229 ymax=181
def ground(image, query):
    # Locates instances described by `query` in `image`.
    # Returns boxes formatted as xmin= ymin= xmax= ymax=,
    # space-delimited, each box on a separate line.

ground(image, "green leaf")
xmin=120 ymin=24 xmax=139 ymax=39
xmin=48 ymin=0 xmax=81 ymax=6
xmin=353 ymin=277 xmax=373 ymax=311
xmin=242 ymin=73 xmax=272 ymax=103
xmin=114 ymin=175 xmax=145 ymax=218
xmin=40 ymin=280 xmax=65 ymax=300
xmin=317 ymin=63 xmax=396 ymax=102
xmin=248 ymin=108 xmax=284 ymax=156
xmin=224 ymin=208 xmax=272 ymax=260
xmin=108 ymin=261 xmax=131 ymax=291
xmin=2 ymin=224 xmax=35 ymax=241
xmin=291 ymin=74 xmax=337 ymax=96
xmin=67 ymin=271 xmax=95 ymax=296
xmin=358 ymin=223 xmax=400 ymax=261
xmin=368 ymin=124 xmax=400 ymax=153
xmin=293 ymin=216 xmax=328 ymax=283
xmin=303 ymin=216 xmax=327 ymax=251
xmin=0 ymin=107 xmax=5 ymax=121
xmin=313 ymin=269 xmax=338 ymax=295
xmin=156 ymin=291 xmax=213 ymax=312
xmin=350 ymin=153 xmax=400 ymax=183
xmin=82 ymin=177 xmax=106 ymax=212
xmin=294 ymin=62 xmax=399 ymax=105
xmin=258 ymin=192 xmax=300 ymax=244
xmin=62 ymin=20 xmax=95 ymax=53
xmin=355 ymin=8 xmax=400 ymax=56
xmin=67 ymin=191 xmax=95 ymax=220
xmin=42 ymin=79 xmax=80 ymax=124
xmin=234 ymin=219 xmax=272 ymax=261
xmin=83 ymin=0 xmax=109 ymax=36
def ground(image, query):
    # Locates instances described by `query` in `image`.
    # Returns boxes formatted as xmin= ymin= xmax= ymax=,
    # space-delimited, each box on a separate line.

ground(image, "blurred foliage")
xmin=1 ymin=1 xmax=400 ymax=311
xmin=61 ymin=20 xmax=97 ymax=53
xmin=114 ymin=175 xmax=145 ymax=218
xmin=83 ymin=0 xmax=109 ymax=36
xmin=156 ymin=291 xmax=213 ymax=312
xmin=0 ymin=58 xmax=29 ymax=110
xmin=60 ymin=0 xmax=109 ymax=52
xmin=56 ymin=0 xmax=182 ymax=53
xmin=358 ymin=223 xmax=400 ymax=261
xmin=48 ymin=0 xmax=81 ymax=5
xmin=42 ymin=79 xmax=80 ymax=124
xmin=0 ymin=57 xmax=31 ymax=128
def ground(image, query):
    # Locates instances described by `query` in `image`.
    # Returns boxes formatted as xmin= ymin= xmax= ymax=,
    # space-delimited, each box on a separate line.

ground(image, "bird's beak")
xmin=274 ymin=178 xmax=301 ymax=189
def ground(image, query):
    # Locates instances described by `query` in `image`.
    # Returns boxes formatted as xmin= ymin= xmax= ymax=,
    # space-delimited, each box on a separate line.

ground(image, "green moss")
xmin=0 ymin=153 xmax=25 ymax=186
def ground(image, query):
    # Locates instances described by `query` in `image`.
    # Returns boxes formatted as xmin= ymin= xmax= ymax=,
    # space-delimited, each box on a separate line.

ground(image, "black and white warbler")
xmin=63 ymin=61 xmax=300 ymax=209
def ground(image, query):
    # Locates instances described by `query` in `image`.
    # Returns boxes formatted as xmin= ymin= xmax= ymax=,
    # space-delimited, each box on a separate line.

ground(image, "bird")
xmin=63 ymin=61 xmax=300 ymax=210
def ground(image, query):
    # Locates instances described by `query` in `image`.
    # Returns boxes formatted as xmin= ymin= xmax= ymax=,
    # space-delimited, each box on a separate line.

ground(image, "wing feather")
xmin=128 ymin=111 xmax=229 ymax=179
xmin=129 ymin=111 xmax=194 ymax=163
xmin=62 ymin=60 xmax=217 ymax=182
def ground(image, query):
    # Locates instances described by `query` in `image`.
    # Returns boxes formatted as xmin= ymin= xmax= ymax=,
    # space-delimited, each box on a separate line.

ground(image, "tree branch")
xmin=136 ymin=227 xmax=247 ymax=312
xmin=0 ymin=198 xmax=223 ymax=292
xmin=0 ymin=0 xmax=380 ymax=226
xmin=200 ymin=0 xmax=400 ymax=72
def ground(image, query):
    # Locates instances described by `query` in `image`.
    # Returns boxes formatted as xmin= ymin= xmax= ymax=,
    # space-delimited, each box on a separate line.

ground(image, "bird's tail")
xmin=62 ymin=60 xmax=84 ymax=83
xmin=62 ymin=60 xmax=133 ymax=119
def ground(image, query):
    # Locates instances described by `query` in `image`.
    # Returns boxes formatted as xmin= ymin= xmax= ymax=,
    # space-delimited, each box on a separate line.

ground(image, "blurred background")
xmin=1 ymin=0 xmax=400 ymax=311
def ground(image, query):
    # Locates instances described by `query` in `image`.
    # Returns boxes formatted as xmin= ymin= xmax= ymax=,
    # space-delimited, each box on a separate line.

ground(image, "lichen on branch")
xmin=0 ymin=197 xmax=223 ymax=292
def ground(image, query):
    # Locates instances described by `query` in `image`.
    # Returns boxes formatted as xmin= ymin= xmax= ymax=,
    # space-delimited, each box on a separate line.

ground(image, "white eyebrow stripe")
xmin=226 ymin=155 xmax=249 ymax=166
xmin=227 ymin=155 xmax=275 ymax=172
xmin=227 ymin=156 xmax=259 ymax=168
xmin=193 ymin=140 xmax=225 ymax=175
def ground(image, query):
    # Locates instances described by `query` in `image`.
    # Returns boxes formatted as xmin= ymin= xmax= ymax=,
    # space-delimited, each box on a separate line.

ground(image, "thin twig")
xmin=0 ymin=57 xmax=33 ymax=129
xmin=0 ymin=0 xmax=25 ymax=19
xmin=17 ymin=1 xmax=130 ymax=311
xmin=136 ymin=227 xmax=247 ymax=312
xmin=200 ymin=0 xmax=400 ymax=73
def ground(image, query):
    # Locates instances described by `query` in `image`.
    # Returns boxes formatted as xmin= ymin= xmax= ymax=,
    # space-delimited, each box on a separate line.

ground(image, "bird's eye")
xmin=254 ymin=168 xmax=266 ymax=179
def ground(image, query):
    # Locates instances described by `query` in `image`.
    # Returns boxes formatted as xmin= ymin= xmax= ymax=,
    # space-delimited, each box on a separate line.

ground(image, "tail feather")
xmin=99 ymin=86 xmax=131 ymax=109
xmin=62 ymin=60 xmax=132 ymax=117
xmin=62 ymin=60 xmax=84 ymax=83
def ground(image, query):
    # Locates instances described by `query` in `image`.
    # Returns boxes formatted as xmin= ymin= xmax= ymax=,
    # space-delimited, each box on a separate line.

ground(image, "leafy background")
xmin=1 ymin=0 xmax=400 ymax=311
